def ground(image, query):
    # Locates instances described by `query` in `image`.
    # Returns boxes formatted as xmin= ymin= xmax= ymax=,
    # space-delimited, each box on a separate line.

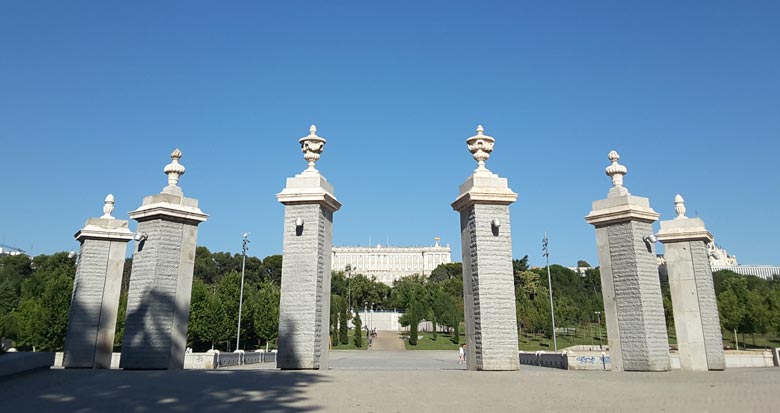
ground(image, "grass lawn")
xmin=399 ymin=325 xmax=780 ymax=352
xmin=404 ymin=332 xmax=464 ymax=350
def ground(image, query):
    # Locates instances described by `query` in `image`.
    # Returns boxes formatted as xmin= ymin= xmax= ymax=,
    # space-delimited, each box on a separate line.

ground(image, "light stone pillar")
xmin=276 ymin=125 xmax=341 ymax=370
xmin=64 ymin=194 xmax=134 ymax=369
xmin=120 ymin=149 xmax=208 ymax=370
xmin=451 ymin=125 xmax=519 ymax=371
xmin=656 ymin=195 xmax=725 ymax=371
xmin=585 ymin=151 xmax=670 ymax=372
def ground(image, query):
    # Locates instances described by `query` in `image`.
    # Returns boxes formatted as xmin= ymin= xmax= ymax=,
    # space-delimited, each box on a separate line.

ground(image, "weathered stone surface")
xmin=120 ymin=214 xmax=202 ymax=370
xmin=64 ymin=215 xmax=132 ymax=369
xmin=452 ymin=127 xmax=519 ymax=372
xmin=458 ymin=203 xmax=519 ymax=371
xmin=658 ymin=207 xmax=725 ymax=371
xmin=607 ymin=221 xmax=669 ymax=371
xmin=277 ymin=204 xmax=334 ymax=369
xmin=276 ymin=126 xmax=339 ymax=371
xmin=585 ymin=152 xmax=669 ymax=372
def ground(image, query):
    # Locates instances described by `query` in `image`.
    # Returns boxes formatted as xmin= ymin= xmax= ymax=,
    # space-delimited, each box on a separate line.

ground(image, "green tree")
xmin=429 ymin=263 xmax=463 ymax=283
xmin=513 ymin=255 xmax=529 ymax=274
xmin=194 ymin=246 xmax=219 ymax=284
xmin=114 ymin=291 xmax=128 ymax=348
xmin=576 ymin=260 xmax=591 ymax=268
xmin=0 ymin=310 xmax=17 ymax=342
xmin=262 ymin=255 xmax=283 ymax=285
xmin=398 ymin=288 xmax=426 ymax=346
xmin=718 ymin=289 xmax=744 ymax=348
xmin=339 ymin=298 xmax=349 ymax=345
xmin=330 ymin=294 xmax=343 ymax=345
xmin=253 ymin=281 xmax=280 ymax=350
xmin=353 ymin=312 xmax=363 ymax=347
xmin=745 ymin=290 xmax=771 ymax=345
xmin=392 ymin=274 xmax=429 ymax=345
xmin=17 ymin=298 xmax=46 ymax=350
xmin=15 ymin=253 xmax=74 ymax=351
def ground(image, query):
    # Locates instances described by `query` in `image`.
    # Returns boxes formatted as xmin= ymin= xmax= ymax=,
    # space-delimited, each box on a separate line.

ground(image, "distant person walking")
xmin=458 ymin=344 xmax=466 ymax=364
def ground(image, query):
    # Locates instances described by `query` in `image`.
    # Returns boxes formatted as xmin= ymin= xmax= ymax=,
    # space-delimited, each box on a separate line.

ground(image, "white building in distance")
xmin=332 ymin=238 xmax=452 ymax=286
xmin=658 ymin=241 xmax=779 ymax=280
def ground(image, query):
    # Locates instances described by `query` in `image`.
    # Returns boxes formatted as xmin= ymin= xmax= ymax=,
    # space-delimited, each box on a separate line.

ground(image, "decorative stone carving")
xmin=586 ymin=150 xmax=669 ymax=372
xmin=605 ymin=150 xmax=628 ymax=188
xmin=299 ymin=125 xmax=326 ymax=173
xmin=466 ymin=125 xmax=495 ymax=173
xmin=657 ymin=195 xmax=724 ymax=371
xmin=674 ymin=194 xmax=687 ymax=219
xmin=277 ymin=125 xmax=340 ymax=370
xmin=64 ymin=194 xmax=133 ymax=369
xmin=162 ymin=149 xmax=186 ymax=195
xmin=121 ymin=148 xmax=207 ymax=370
xmin=101 ymin=194 xmax=115 ymax=219
xmin=453 ymin=125 xmax=519 ymax=371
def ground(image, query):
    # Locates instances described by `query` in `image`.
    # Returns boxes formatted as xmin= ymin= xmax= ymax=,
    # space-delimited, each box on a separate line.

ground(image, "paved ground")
xmin=2 ymin=351 xmax=778 ymax=412
xmin=368 ymin=330 xmax=405 ymax=352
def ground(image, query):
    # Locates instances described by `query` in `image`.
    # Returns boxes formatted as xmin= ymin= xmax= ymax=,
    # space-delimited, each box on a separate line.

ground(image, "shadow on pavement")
xmin=0 ymin=368 xmax=328 ymax=412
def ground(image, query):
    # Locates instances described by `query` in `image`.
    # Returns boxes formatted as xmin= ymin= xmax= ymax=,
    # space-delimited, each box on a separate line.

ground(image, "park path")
xmin=369 ymin=330 xmax=406 ymax=351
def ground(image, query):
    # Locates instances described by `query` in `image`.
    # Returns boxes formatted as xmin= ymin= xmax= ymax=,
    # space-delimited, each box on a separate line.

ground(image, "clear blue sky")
xmin=1 ymin=1 xmax=778 ymax=267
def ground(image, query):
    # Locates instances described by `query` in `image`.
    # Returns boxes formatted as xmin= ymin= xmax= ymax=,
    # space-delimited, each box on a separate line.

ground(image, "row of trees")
xmin=715 ymin=270 xmax=780 ymax=347
xmin=187 ymin=247 xmax=282 ymax=351
xmin=0 ymin=253 xmax=74 ymax=351
xmin=0 ymin=247 xmax=285 ymax=352
xmin=515 ymin=260 xmax=604 ymax=339
xmin=3 ymin=248 xmax=779 ymax=352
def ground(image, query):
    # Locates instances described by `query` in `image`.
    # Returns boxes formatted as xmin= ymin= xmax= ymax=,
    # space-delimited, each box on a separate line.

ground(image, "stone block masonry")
xmin=119 ymin=149 xmax=207 ymax=370
xmin=452 ymin=125 xmax=519 ymax=371
xmin=657 ymin=195 xmax=725 ymax=371
xmin=605 ymin=221 xmax=669 ymax=371
xmin=459 ymin=203 xmax=519 ymax=370
xmin=585 ymin=151 xmax=670 ymax=372
xmin=64 ymin=196 xmax=134 ymax=369
xmin=120 ymin=218 xmax=200 ymax=369
xmin=276 ymin=125 xmax=340 ymax=370
xmin=277 ymin=204 xmax=334 ymax=369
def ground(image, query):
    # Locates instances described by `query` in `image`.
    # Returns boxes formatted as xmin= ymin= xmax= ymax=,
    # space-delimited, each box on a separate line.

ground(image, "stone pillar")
xmin=120 ymin=149 xmax=208 ymax=370
xmin=585 ymin=151 xmax=670 ymax=372
xmin=64 ymin=194 xmax=134 ymax=369
xmin=276 ymin=125 xmax=341 ymax=370
xmin=656 ymin=195 xmax=725 ymax=371
xmin=451 ymin=125 xmax=519 ymax=371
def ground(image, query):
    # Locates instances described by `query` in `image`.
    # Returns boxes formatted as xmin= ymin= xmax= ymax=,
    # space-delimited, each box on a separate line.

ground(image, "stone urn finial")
xmin=466 ymin=124 xmax=495 ymax=173
xmin=101 ymin=194 xmax=115 ymax=219
xmin=163 ymin=148 xmax=186 ymax=194
xmin=299 ymin=124 xmax=326 ymax=173
xmin=674 ymin=194 xmax=687 ymax=219
xmin=605 ymin=150 xmax=628 ymax=188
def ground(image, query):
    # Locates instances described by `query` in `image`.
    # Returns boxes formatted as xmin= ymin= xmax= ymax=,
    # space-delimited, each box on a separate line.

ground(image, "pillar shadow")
xmin=120 ymin=289 xmax=175 ymax=369
xmin=1 ymin=368 xmax=328 ymax=412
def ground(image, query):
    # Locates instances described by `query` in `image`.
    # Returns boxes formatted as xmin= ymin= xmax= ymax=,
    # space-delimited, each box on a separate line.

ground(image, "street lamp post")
xmin=542 ymin=233 xmax=558 ymax=352
xmin=236 ymin=233 xmax=250 ymax=351
xmin=595 ymin=310 xmax=602 ymax=350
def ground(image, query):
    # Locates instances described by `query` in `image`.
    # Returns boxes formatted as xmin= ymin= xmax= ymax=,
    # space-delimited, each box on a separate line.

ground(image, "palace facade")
xmin=332 ymin=239 xmax=452 ymax=286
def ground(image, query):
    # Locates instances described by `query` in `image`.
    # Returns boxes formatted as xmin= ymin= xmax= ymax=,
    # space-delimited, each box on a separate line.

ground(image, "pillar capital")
xmin=453 ymin=125 xmax=516 ymax=211
xmin=657 ymin=195 xmax=713 ymax=244
xmin=585 ymin=193 xmax=659 ymax=227
xmin=276 ymin=172 xmax=341 ymax=212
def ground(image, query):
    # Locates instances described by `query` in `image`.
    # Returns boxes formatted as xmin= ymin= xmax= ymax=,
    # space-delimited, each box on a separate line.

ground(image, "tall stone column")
xmin=451 ymin=125 xmax=519 ymax=371
xmin=120 ymin=149 xmax=208 ymax=370
xmin=656 ymin=195 xmax=725 ymax=371
xmin=585 ymin=151 xmax=670 ymax=371
xmin=64 ymin=195 xmax=134 ymax=369
xmin=277 ymin=125 xmax=340 ymax=370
